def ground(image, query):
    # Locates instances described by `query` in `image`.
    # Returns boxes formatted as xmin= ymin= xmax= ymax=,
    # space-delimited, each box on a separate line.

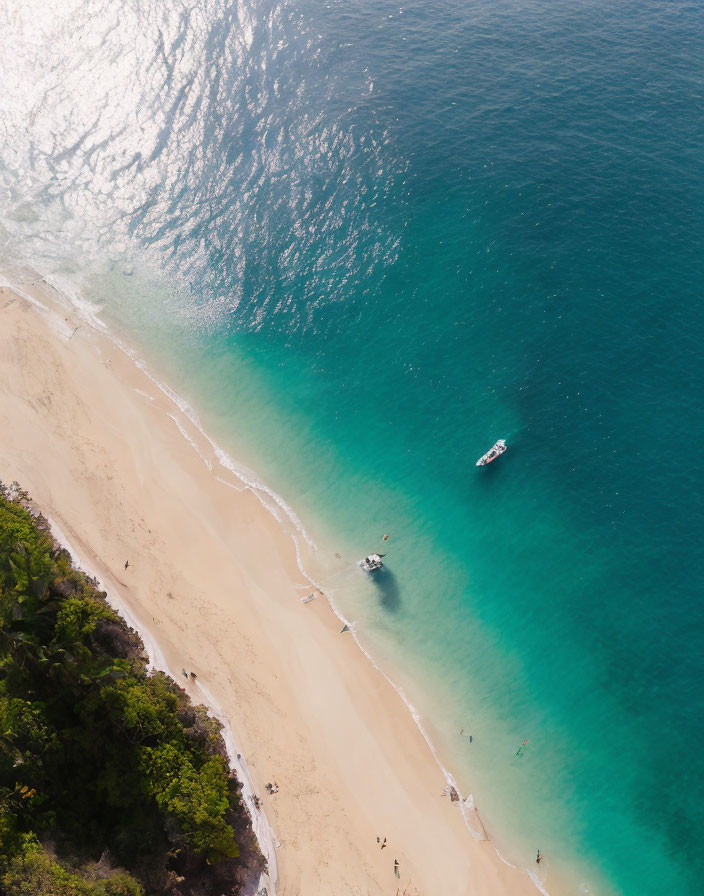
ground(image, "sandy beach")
xmin=0 ymin=281 xmax=547 ymax=896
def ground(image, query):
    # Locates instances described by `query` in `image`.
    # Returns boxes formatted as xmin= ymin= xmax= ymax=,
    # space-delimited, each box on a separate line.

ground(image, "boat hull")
xmin=476 ymin=440 xmax=507 ymax=467
xmin=359 ymin=553 xmax=384 ymax=572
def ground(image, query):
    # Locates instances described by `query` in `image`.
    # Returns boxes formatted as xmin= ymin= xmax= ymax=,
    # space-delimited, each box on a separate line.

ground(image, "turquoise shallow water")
xmin=2 ymin=1 xmax=704 ymax=893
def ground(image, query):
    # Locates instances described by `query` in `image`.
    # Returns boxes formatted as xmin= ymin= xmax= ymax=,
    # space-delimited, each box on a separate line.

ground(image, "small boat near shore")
xmin=476 ymin=439 xmax=507 ymax=467
xmin=359 ymin=553 xmax=384 ymax=572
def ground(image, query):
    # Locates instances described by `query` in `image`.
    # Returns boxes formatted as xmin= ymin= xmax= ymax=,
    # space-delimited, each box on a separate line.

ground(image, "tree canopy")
xmin=0 ymin=483 xmax=263 ymax=895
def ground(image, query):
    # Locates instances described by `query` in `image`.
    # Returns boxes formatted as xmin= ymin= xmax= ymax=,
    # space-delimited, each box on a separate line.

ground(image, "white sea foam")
xmin=527 ymin=871 xmax=552 ymax=896
xmin=0 ymin=276 xmax=75 ymax=340
xmin=167 ymin=413 xmax=213 ymax=471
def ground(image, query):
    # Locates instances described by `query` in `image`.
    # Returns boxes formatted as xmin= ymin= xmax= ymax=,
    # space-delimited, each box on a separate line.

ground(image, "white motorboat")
xmin=359 ymin=553 xmax=384 ymax=572
xmin=476 ymin=439 xmax=507 ymax=467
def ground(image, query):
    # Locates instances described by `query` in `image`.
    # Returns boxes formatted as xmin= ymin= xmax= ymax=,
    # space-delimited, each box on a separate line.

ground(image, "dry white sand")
xmin=0 ymin=283 xmax=553 ymax=896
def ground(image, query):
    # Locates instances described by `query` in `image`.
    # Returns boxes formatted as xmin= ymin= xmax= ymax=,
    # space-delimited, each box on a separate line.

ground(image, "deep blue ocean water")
xmin=2 ymin=1 xmax=704 ymax=893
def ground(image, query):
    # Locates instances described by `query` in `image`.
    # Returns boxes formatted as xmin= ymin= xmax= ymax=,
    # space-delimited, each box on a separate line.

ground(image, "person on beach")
xmin=124 ymin=560 xmax=129 ymax=569
xmin=381 ymin=837 xmax=387 ymax=849
xmin=393 ymin=859 xmax=399 ymax=878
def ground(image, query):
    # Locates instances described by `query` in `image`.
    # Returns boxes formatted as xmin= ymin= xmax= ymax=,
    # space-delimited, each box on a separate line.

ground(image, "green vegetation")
xmin=0 ymin=483 xmax=263 ymax=895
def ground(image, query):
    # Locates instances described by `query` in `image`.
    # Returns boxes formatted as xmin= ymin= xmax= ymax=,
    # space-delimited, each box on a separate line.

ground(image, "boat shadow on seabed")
xmin=370 ymin=566 xmax=401 ymax=613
